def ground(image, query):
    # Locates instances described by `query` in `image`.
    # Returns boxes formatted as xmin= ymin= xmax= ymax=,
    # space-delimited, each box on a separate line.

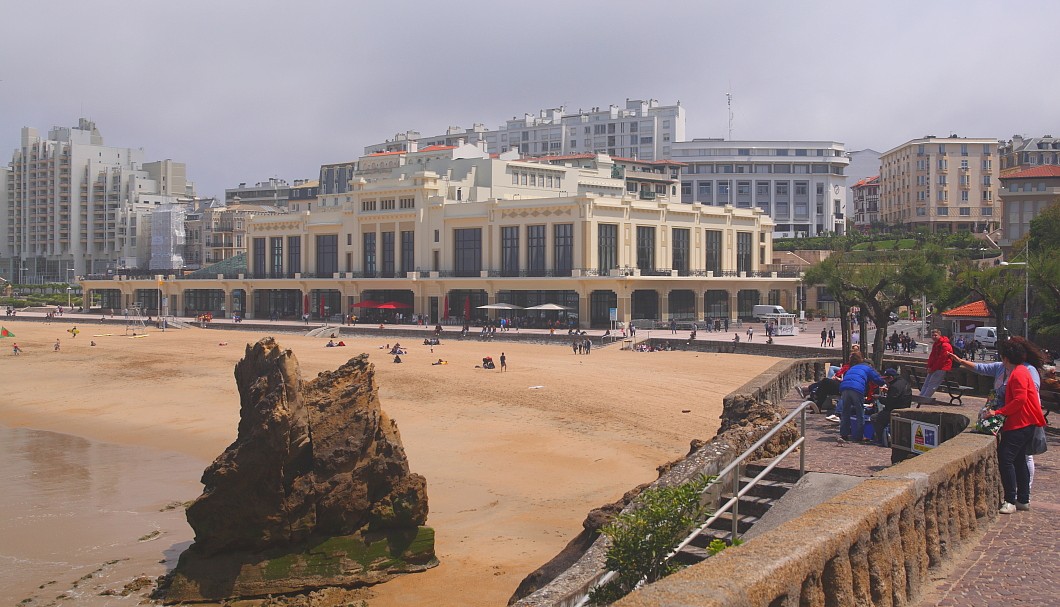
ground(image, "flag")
xmin=0 ymin=327 xmax=13 ymax=338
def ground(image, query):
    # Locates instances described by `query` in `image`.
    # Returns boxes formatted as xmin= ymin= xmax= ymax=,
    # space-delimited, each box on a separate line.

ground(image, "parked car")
xmin=889 ymin=312 xmax=899 ymax=322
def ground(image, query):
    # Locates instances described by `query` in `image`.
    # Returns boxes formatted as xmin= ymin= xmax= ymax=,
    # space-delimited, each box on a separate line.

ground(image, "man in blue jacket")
xmin=838 ymin=353 xmax=886 ymax=442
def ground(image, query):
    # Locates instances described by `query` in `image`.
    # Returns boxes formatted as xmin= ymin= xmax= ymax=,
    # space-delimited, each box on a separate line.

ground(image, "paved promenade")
xmin=8 ymin=310 xmax=1054 ymax=604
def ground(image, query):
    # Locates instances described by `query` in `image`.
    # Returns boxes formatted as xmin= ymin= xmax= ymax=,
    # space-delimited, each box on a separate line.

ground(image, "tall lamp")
xmin=785 ymin=252 xmax=811 ymax=319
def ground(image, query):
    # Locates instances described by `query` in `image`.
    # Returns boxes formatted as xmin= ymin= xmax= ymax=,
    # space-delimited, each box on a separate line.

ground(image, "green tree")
xmin=804 ymin=255 xmax=859 ymax=360
xmin=957 ymin=263 xmax=1025 ymax=338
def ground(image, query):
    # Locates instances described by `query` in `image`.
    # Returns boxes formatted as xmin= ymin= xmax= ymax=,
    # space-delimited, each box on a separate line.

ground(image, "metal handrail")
xmin=574 ymin=399 xmax=810 ymax=606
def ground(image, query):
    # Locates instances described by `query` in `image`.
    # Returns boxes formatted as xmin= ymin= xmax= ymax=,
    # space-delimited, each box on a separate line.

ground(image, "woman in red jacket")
xmin=987 ymin=338 xmax=1047 ymax=514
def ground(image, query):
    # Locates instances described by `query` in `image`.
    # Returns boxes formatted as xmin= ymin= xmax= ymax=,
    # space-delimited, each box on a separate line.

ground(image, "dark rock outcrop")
xmin=162 ymin=338 xmax=436 ymax=603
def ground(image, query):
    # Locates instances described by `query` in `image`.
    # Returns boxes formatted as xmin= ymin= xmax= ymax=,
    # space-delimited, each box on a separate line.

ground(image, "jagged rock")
xmin=162 ymin=338 xmax=436 ymax=603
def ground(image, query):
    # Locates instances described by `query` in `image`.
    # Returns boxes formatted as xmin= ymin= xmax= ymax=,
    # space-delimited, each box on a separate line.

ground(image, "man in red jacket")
xmin=919 ymin=328 xmax=953 ymax=398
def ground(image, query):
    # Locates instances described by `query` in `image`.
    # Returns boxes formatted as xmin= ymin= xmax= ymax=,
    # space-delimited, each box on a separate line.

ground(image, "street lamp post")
xmin=999 ymin=255 xmax=1030 ymax=339
xmin=67 ymin=287 xmax=72 ymax=310
xmin=784 ymin=252 xmax=811 ymax=319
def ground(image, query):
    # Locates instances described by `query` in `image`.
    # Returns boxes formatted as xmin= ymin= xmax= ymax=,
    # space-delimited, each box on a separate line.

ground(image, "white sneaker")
xmin=1016 ymin=502 xmax=1031 ymax=511
xmin=826 ymin=415 xmax=840 ymax=423
xmin=999 ymin=502 xmax=1016 ymax=514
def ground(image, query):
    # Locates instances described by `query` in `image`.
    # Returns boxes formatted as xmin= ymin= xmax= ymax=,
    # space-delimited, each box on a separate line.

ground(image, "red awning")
xmin=351 ymin=300 xmax=382 ymax=309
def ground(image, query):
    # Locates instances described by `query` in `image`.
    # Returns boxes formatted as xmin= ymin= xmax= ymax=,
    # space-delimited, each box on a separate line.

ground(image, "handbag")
xmin=1028 ymin=425 xmax=1048 ymax=455
xmin=975 ymin=413 xmax=1005 ymax=436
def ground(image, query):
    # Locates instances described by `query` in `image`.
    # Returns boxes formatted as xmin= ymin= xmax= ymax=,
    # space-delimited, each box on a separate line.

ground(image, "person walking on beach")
xmin=746 ymin=326 xmax=754 ymax=342
xmin=920 ymin=329 xmax=953 ymax=399
xmin=499 ymin=352 xmax=507 ymax=372
xmin=54 ymin=338 xmax=61 ymax=352
xmin=12 ymin=342 xmax=21 ymax=355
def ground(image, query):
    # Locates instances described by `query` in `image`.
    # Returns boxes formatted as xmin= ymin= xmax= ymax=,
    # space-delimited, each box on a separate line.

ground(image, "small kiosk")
xmin=763 ymin=313 xmax=798 ymax=336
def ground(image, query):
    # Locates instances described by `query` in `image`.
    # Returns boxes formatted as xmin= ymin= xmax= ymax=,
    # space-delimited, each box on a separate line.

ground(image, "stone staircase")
xmin=673 ymin=464 xmax=800 ymax=565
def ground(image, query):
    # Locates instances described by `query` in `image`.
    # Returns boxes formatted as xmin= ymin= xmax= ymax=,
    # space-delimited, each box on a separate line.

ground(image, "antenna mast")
xmin=726 ymin=90 xmax=734 ymax=140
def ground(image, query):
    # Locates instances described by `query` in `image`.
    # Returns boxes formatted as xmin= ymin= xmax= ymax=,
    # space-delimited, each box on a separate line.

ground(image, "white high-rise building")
xmin=365 ymin=99 xmax=685 ymax=161
xmin=1 ymin=119 xmax=195 ymax=282
xmin=670 ymin=139 xmax=850 ymax=237
xmin=149 ymin=203 xmax=187 ymax=270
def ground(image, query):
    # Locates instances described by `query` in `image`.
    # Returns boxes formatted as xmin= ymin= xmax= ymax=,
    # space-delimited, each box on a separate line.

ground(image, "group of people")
xmin=886 ymin=330 xmax=920 ymax=354
xmin=819 ymin=327 xmax=837 ymax=348
xmin=571 ymin=338 xmax=592 ymax=355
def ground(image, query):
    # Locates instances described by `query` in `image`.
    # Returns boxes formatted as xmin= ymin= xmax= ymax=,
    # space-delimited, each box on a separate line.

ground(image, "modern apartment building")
xmin=81 ymin=144 xmax=794 ymax=328
xmin=999 ymin=135 xmax=1060 ymax=176
xmin=670 ymin=139 xmax=849 ymax=237
xmin=224 ymin=177 xmax=310 ymax=208
xmin=879 ymin=135 xmax=999 ymax=233
xmin=1 ymin=119 xmax=193 ymax=282
xmin=998 ymin=165 xmax=1060 ymax=246
xmin=365 ymin=99 xmax=685 ymax=161
xmin=851 ymin=176 xmax=881 ymax=232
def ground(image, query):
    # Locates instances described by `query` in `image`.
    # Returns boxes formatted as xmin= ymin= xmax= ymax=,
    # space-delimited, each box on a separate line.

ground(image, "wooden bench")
xmin=1041 ymin=388 xmax=1060 ymax=429
xmin=904 ymin=367 xmax=972 ymax=407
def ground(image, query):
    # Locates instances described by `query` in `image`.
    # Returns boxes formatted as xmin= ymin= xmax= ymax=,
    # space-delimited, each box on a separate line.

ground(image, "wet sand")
xmin=0 ymin=318 xmax=776 ymax=606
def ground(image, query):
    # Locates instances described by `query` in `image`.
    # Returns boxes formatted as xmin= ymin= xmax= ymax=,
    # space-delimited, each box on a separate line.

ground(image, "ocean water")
xmin=0 ymin=426 xmax=206 ymax=605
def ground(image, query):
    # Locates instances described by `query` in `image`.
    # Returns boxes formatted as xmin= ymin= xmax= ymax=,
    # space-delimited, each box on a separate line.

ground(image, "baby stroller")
xmin=482 ymin=356 xmax=496 ymax=369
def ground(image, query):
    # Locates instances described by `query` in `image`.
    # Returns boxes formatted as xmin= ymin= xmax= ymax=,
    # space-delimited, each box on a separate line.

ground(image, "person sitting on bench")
xmin=871 ymin=368 xmax=912 ymax=446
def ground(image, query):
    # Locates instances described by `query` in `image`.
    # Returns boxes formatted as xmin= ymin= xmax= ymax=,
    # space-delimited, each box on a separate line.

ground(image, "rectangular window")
xmin=315 ymin=234 xmax=338 ymax=276
xmin=554 ymin=223 xmax=573 ymax=275
xmin=381 ymin=198 xmax=395 ymax=210
xmin=527 ymin=225 xmax=546 ymax=276
xmin=736 ymin=232 xmax=752 ymax=273
xmin=381 ymin=231 xmax=395 ymax=277
xmin=270 ymin=237 xmax=283 ymax=276
xmin=362 ymin=232 xmax=376 ymax=277
xmin=672 ymin=228 xmax=690 ymax=274
xmin=698 ymin=181 xmax=713 ymax=204
xmin=598 ymin=224 xmax=618 ymax=273
xmin=705 ymin=230 xmax=722 ymax=272
xmin=287 ymin=236 xmax=301 ymax=276
xmin=399 ymin=197 xmax=415 ymax=209
xmin=253 ymin=237 xmax=266 ymax=275
xmin=936 ymin=206 xmax=949 ymax=216
xmin=400 ymin=230 xmax=415 ymax=274
xmin=959 ymin=207 xmax=971 ymax=216
xmin=636 ymin=226 xmax=656 ymax=271
xmin=981 ymin=207 xmax=993 ymax=216
xmin=501 ymin=226 xmax=519 ymax=276
xmin=454 ymin=228 xmax=482 ymax=277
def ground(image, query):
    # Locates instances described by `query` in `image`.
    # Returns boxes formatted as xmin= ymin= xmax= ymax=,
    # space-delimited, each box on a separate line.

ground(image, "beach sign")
xmin=912 ymin=421 xmax=939 ymax=453
xmin=0 ymin=326 xmax=13 ymax=338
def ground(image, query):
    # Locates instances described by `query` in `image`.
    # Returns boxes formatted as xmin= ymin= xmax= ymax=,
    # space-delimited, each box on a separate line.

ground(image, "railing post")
xmin=731 ymin=462 xmax=740 ymax=540
xmin=800 ymin=407 xmax=806 ymax=478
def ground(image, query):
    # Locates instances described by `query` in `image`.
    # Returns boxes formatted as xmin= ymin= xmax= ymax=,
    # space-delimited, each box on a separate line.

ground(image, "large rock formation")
xmin=163 ymin=338 xmax=436 ymax=602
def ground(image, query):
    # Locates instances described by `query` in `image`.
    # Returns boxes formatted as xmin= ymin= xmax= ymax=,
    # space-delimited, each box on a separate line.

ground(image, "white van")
xmin=753 ymin=305 xmax=787 ymax=320
xmin=973 ymin=326 xmax=998 ymax=349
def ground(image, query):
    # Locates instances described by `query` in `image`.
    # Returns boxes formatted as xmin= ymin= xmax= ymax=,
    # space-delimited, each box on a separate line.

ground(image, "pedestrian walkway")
xmin=779 ymin=385 xmax=1060 ymax=605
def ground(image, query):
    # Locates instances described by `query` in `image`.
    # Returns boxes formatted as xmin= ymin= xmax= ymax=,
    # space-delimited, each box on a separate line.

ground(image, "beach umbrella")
xmin=524 ymin=303 xmax=572 ymax=311
xmin=303 ymin=293 xmax=310 ymax=315
xmin=379 ymin=301 xmax=411 ymax=309
xmin=476 ymin=303 xmax=524 ymax=310
xmin=351 ymin=300 xmax=382 ymax=308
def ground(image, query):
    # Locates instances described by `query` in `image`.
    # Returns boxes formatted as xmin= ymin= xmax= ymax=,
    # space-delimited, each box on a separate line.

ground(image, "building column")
xmin=661 ymin=290 xmax=670 ymax=321
xmin=618 ymin=292 xmax=632 ymax=327
xmin=730 ymin=290 xmax=739 ymax=322
xmin=694 ymin=289 xmax=704 ymax=322
xmin=577 ymin=286 xmax=590 ymax=330
xmin=224 ymin=290 xmax=234 ymax=319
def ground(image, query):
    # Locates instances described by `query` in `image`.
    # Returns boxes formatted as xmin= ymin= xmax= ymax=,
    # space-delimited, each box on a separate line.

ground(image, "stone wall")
xmin=615 ymin=418 xmax=999 ymax=607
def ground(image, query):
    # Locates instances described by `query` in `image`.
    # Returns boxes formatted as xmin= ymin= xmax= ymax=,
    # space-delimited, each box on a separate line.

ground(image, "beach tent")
xmin=524 ymin=303 xmax=572 ymax=311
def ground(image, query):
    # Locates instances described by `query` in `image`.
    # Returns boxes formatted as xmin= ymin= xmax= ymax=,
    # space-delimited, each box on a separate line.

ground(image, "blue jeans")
xmin=919 ymin=370 xmax=945 ymax=398
xmin=839 ymin=389 xmax=865 ymax=440
xmin=998 ymin=425 xmax=1034 ymax=505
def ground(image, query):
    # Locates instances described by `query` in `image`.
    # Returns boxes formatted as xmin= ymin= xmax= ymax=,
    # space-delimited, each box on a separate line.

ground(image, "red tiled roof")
xmin=942 ymin=300 xmax=990 ymax=318
xmin=366 ymin=150 xmax=406 ymax=157
xmin=852 ymin=175 xmax=880 ymax=188
xmin=417 ymin=145 xmax=456 ymax=152
xmin=999 ymin=165 xmax=1060 ymax=179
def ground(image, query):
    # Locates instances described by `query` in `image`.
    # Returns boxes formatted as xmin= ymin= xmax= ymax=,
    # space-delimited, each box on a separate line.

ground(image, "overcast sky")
xmin=1 ymin=1 xmax=1057 ymax=198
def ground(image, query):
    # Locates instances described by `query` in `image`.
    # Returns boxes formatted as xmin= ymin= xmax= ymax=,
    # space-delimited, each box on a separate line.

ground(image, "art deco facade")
xmin=879 ymin=135 xmax=999 ymax=233
xmin=1 ymin=119 xmax=193 ymax=282
xmin=81 ymin=144 xmax=795 ymax=328
xmin=670 ymin=139 xmax=849 ymax=237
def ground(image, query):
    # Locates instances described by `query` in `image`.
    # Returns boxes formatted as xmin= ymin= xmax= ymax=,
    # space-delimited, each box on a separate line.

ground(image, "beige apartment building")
xmin=879 ymin=135 xmax=999 ymax=233
xmin=81 ymin=144 xmax=795 ymax=328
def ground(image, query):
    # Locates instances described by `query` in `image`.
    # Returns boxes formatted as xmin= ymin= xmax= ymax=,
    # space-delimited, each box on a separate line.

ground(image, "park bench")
xmin=1041 ymin=388 xmax=1060 ymax=431
xmin=905 ymin=366 xmax=974 ymax=407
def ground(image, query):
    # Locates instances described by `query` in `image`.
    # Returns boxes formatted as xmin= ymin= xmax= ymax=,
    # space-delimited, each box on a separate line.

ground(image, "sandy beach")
xmin=0 ymin=317 xmax=777 ymax=606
